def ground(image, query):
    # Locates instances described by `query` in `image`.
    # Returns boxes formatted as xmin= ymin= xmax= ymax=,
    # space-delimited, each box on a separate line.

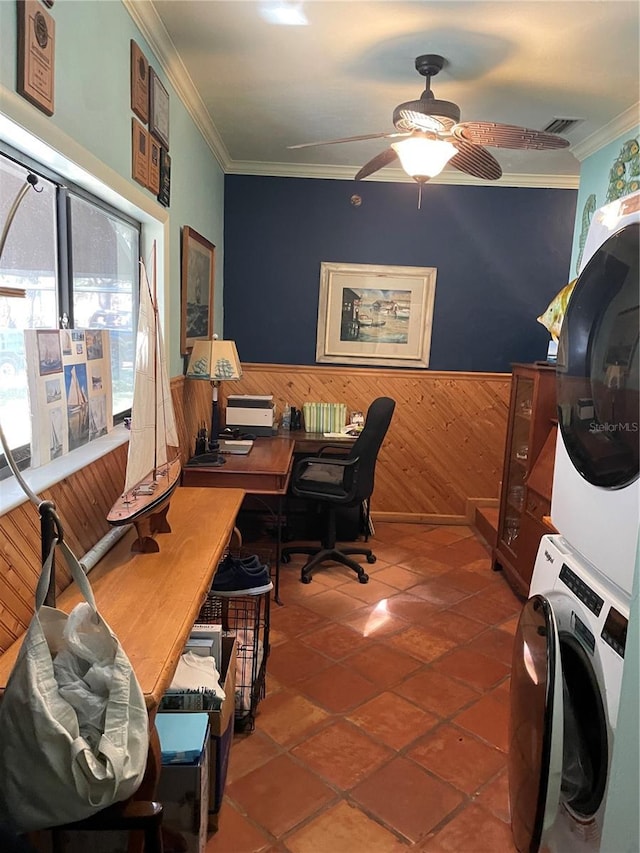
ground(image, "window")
xmin=0 ymin=148 xmax=139 ymax=470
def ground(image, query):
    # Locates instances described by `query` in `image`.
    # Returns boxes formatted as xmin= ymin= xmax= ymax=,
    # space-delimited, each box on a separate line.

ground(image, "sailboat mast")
xmin=151 ymin=241 xmax=159 ymax=481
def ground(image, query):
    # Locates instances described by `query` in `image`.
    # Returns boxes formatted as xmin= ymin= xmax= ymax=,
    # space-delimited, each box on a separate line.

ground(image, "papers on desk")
xmin=218 ymin=439 xmax=253 ymax=455
xmin=323 ymin=432 xmax=356 ymax=439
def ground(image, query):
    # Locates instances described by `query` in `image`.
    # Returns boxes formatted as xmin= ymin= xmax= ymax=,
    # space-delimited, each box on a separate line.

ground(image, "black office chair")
xmin=281 ymin=397 xmax=395 ymax=584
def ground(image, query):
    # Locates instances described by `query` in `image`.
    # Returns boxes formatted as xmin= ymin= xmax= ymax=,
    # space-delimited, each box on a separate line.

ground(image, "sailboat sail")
xmin=124 ymin=260 xmax=179 ymax=494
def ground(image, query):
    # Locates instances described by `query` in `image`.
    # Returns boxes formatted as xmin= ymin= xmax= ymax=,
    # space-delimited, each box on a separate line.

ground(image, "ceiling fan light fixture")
xmin=391 ymin=137 xmax=456 ymax=179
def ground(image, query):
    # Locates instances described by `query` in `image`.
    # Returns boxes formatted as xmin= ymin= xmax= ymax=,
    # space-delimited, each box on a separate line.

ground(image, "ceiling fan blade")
xmin=453 ymin=122 xmax=570 ymax=150
xmin=355 ymin=148 xmax=399 ymax=181
xmin=450 ymin=139 xmax=502 ymax=180
xmin=288 ymin=132 xmax=409 ymax=150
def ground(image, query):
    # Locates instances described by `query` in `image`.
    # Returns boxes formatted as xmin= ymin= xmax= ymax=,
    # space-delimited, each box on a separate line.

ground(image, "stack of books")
xmin=302 ymin=402 xmax=347 ymax=433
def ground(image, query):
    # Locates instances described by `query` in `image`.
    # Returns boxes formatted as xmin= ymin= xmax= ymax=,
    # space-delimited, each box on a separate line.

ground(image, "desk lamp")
xmin=185 ymin=335 xmax=242 ymax=466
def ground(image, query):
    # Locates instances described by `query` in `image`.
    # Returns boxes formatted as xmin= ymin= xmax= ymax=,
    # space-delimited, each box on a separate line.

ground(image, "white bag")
xmin=0 ymin=538 xmax=149 ymax=833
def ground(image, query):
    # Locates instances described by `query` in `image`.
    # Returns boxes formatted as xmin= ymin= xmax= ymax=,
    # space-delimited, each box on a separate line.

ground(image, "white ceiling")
xmin=127 ymin=0 xmax=640 ymax=187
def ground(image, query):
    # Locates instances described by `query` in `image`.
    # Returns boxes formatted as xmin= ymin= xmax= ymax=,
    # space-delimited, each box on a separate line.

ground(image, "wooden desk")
xmin=182 ymin=437 xmax=294 ymax=494
xmin=0 ymin=486 xmax=244 ymax=710
xmin=181 ymin=438 xmax=295 ymax=603
xmin=286 ymin=431 xmax=356 ymax=455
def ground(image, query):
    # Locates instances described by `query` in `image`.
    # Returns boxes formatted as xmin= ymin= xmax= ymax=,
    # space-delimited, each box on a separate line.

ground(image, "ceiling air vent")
xmin=542 ymin=117 xmax=583 ymax=135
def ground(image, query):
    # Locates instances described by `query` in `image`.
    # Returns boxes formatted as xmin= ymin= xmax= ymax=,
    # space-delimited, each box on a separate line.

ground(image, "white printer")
xmin=225 ymin=395 xmax=275 ymax=435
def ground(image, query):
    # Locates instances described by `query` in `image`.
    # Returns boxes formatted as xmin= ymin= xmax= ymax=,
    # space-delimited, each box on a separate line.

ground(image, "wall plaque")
xmin=17 ymin=0 xmax=55 ymax=116
xmin=158 ymin=148 xmax=171 ymax=207
xmin=148 ymin=137 xmax=161 ymax=195
xmin=149 ymin=67 xmax=170 ymax=150
xmin=130 ymin=39 xmax=149 ymax=123
xmin=132 ymin=118 xmax=149 ymax=187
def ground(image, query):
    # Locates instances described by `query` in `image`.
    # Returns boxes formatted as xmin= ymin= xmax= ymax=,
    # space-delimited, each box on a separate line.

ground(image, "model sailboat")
xmin=107 ymin=247 xmax=182 ymax=552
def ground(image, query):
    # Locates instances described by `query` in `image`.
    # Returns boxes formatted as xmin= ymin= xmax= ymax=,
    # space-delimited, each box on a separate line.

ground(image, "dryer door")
xmin=509 ymin=595 xmax=563 ymax=853
xmin=556 ymin=222 xmax=639 ymax=488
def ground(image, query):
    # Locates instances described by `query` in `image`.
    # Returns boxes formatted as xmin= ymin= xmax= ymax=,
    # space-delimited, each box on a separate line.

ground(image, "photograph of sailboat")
xmin=107 ymin=246 xmax=181 ymax=553
xmin=45 ymin=378 xmax=62 ymax=403
xmin=65 ymin=363 xmax=90 ymax=450
xmin=89 ymin=394 xmax=107 ymax=440
xmin=49 ymin=407 xmax=63 ymax=460
xmin=37 ymin=330 xmax=63 ymax=375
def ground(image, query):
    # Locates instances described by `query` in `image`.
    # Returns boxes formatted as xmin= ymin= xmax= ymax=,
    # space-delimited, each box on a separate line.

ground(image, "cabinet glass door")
xmin=500 ymin=376 xmax=534 ymax=550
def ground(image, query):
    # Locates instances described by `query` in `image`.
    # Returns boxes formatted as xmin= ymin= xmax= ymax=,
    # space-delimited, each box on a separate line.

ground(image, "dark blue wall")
xmin=223 ymin=176 xmax=577 ymax=372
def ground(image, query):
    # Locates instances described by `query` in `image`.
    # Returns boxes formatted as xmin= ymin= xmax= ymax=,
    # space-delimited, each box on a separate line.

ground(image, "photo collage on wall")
xmin=25 ymin=329 xmax=113 ymax=468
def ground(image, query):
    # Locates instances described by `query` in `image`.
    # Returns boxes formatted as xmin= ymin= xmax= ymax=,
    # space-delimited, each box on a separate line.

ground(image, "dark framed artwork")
xmin=148 ymin=67 xmax=170 ymax=150
xmin=130 ymin=39 xmax=149 ymax=123
xmin=180 ymin=227 xmax=215 ymax=355
xmin=157 ymin=148 xmax=171 ymax=207
xmin=147 ymin=137 xmax=161 ymax=195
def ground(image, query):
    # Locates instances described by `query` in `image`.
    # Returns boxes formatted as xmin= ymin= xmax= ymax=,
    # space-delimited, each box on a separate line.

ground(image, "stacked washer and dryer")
xmin=508 ymin=191 xmax=640 ymax=853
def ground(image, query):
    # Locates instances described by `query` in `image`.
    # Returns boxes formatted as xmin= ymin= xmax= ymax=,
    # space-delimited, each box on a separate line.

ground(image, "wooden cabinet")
xmin=493 ymin=363 xmax=557 ymax=596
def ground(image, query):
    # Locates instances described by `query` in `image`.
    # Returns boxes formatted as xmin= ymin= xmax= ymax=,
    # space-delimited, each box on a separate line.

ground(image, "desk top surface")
xmin=182 ymin=437 xmax=294 ymax=495
xmin=0 ymin=486 xmax=244 ymax=710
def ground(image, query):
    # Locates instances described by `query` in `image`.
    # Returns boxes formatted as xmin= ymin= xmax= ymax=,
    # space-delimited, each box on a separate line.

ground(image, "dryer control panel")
xmin=601 ymin=607 xmax=627 ymax=658
xmin=560 ymin=563 xmax=604 ymax=615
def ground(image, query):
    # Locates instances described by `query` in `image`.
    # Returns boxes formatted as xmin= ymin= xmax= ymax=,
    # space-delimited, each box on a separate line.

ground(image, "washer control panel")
xmin=559 ymin=564 xmax=604 ymax=615
xmin=602 ymin=607 xmax=627 ymax=658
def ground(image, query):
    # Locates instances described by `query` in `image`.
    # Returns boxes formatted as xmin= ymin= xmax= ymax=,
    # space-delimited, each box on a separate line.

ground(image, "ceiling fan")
xmin=288 ymin=54 xmax=570 ymax=188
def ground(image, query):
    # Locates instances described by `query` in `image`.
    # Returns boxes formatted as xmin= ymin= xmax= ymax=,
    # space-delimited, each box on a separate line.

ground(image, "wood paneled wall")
xmin=172 ymin=363 xmax=511 ymax=522
xmin=0 ymin=365 xmax=509 ymax=653
xmin=0 ymin=443 xmax=128 ymax=654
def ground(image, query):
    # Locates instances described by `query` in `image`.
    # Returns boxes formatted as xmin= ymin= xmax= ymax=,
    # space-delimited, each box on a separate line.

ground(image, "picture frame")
xmin=148 ymin=66 xmax=170 ymax=150
xmin=181 ymin=227 xmax=215 ymax=355
xmin=17 ymin=0 xmax=55 ymax=116
xmin=147 ymin=136 xmax=161 ymax=195
xmin=157 ymin=148 xmax=171 ymax=207
xmin=131 ymin=118 xmax=149 ymax=187
xmin=130 ymin=39 xmax=149 ymax=123
xmin=316 ymin=262 xmax=437 ymax=368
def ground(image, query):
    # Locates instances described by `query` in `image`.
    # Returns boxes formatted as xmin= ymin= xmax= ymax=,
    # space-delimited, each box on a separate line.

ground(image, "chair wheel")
xmin=366 ymin=554 xmax=376 ymax=564
xmin=358 ymin=573 xmax=369 ymax=583
xmin=281 ymin=554 xmax=291 ymax=564
xmin=301 ymin=574 xmax=312 ymax=584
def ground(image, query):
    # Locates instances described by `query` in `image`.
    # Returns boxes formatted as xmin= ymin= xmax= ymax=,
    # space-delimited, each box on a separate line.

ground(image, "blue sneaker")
xmin=212 ymin=560 xmax=273 ymax=596
xmin=222 ymin=554 xmax=266 ymax=573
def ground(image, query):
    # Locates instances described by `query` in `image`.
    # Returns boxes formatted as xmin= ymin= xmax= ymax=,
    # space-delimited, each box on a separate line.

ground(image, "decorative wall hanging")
xmin=130 ymin=39 xmax=149 ymax=123
xmin=180 ymin=227 xmax=215 ymax=355
xmin=131 ymin=118 xmax=149 ymax=187
xmin=157 ymin=148 xmax=171 ymax=207
xmin=316 ymin=262 xmax=437 ymax=368
xmin=149 ymin=67 xmax=170 ymax=150
xmin=17 ymin=0 xmax=55 ymax=116
xmin=147 ymin=137 xmax=161 ymax=195
xmin=25 ymin=329 xmax=113 ymax=468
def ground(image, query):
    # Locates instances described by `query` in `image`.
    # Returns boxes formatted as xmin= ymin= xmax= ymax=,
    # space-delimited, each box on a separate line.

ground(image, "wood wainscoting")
xmin=172 ymin=363 xmax=510 ymax=525
xmin=0 ymin=365 xmax=508 ymax=652
xmin=0 ymin=443 xmax=128 ymax=654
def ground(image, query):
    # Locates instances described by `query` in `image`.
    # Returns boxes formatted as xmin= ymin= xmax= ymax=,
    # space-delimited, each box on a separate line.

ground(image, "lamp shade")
xmin=391 ymin=137 xmax=457 ymax=180
xmin=186 ymin=337 xmax=242 ymax=381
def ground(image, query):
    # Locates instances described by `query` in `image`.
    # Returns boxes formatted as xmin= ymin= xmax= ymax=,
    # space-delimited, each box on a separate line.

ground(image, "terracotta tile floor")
xmin=206 ymin=522 xmax=522 ymax=852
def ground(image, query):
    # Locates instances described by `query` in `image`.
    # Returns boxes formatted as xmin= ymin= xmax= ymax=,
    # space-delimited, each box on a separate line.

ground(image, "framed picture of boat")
xmin=315 ymin=262 xmax=437 ymax=368
xmin=181 ymin=226 xmax=215 ymax=355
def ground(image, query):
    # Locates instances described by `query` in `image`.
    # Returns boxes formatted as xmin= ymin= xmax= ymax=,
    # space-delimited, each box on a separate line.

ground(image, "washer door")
xmin=509 ymin=596 xmax=564 ymax=853
xmin=556 ymin=222 xmax=639 ymax=488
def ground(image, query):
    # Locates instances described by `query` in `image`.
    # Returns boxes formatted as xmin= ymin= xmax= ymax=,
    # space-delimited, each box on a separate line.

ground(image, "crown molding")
xmin=571 ymin=102 xmax=640 ymax=162
xmin=224 ymin=159 xmax=579 ymax=189
xmin=122 ymin=0 xmax=232 ymax=171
